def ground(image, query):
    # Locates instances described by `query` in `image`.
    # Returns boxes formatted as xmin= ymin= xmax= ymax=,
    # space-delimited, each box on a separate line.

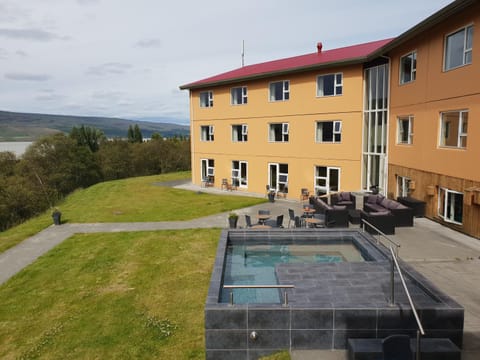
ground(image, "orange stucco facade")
xmin=387 ymin=1 xmax=480 ymax=238
xmin=189 ymin=65 xmax=366 ymax=198
xmin=183 ymin=0 xmax=479 ymax=238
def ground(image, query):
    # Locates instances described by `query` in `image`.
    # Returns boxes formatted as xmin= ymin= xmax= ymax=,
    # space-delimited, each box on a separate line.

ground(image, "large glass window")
xmin=199 ymin=91 xmax=213 ymax=107
xmin=232 ymin=124 xmax=248 ymax=142
xmin=269 ymin=81 xmax=289 ymax=101
xmin=231 ymin=160 xmax=248 ymax=187
xmin=269 ymin=123 xmax=289 ymax=142
xmin=396 ymin=175 xmax=411 ymax=197
xmin=316 ymin=121 xmax=342 ymax=143
xmin=231 ymin=86 xmax=247 ymax=105
xmin=440 ymin=111 xmax=468 ymax=148
xmin=201 ymin=158 xmax=215 ymax=183
xmin=439 ymin=188 xmax=463 ymax=224
xmin=444 ymin=25 xmax=473 ymax=71
xmin=397 ymin=116 xmax=413 ymax=144
xmin=317 ymin=73 xmax=343 ymax=96
xmin=314 ymin=166 xmax=340 ymax=196
xmin=400 ymin=51 xmax=416 ymax=84
xmin=200 ymin=125 xmax=214 ymax=141
xmin=269 ymin=163 xmax=288 ymax=193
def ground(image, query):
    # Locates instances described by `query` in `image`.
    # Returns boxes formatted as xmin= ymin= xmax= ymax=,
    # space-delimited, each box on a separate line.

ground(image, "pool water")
xmin=221 ymin=243 xmax=366 ymax=304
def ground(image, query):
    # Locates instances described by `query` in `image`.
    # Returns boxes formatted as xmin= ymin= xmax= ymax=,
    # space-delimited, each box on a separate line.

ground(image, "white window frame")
xmin=438 ymin=187 xmax=463 ymax=224
xmin=314 ymin=166 xmax=340 ymax=197
xmin=201 ymin=125 xmax=214 ymax=141
xmin=231 ymin=86 xmax=248 ymax=105
xmin=231 ymin=160 xmax=248 ymax=188
xmin=317 ymin=73 xmax=343 ymax=97
xmin=439 ymin=110 xmax=468 ymax=149
xmin=396 ymin=175 xmax=411 ymax=197
xmin=269 ymin=80 xmax=290 ymax=102
xmin=231 ymin=124 xmax=248 ymax=142
xmin=316 ymin=120 xmax=342 ymax=143
xmin=444 ymin=25 xmax=473 ymax=71
xmin=269 ymin=123 xmax=289 ymax=142
xmin=399 ymin=51 xmax=417 ymax=84
xmin=397 ymin=116 xmax=414 ymax=144
xmin=268 ymin=163 xmax=289 ymax=193
xmin=199 ymin=91 xmax=213 ymax=108
xmin=201 ymin=158 xmax=215 ymax=179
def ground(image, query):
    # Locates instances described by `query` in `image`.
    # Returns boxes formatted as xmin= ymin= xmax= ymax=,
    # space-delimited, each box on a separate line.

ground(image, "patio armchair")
xmin=309 ymin=196 xmax=349 ymax=228
xmin=360 ymin=210 xmax=395 ymax=235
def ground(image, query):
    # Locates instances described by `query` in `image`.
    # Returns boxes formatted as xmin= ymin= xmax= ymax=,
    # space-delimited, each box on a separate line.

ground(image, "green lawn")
xmin=0 ymin=229 xmax=220 ymax=359
xmin=0 ymin=171 xmax=266 ymax=253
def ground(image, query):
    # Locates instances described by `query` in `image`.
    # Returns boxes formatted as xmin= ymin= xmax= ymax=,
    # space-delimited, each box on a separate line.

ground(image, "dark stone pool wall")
xmin=205 ymin=229 xmax=464 ymax=360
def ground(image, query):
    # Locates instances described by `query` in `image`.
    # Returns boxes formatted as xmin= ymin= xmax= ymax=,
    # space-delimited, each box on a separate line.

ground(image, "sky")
xmin=0 ymin=0 xmax=453 ymax=125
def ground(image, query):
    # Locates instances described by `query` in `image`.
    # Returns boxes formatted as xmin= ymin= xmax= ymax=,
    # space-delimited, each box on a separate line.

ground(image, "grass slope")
xmin=0 ymin=171 xmax=266 ymax=253
xmin=0 ymin=229 xmax=219 ymax=359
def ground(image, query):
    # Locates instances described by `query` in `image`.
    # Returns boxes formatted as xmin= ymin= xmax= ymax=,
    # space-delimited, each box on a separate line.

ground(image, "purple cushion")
xmin=380 ymin=198 xmax=390 ymax=208
xmin=340 ymin=192 xmax=351 ymax=201
xmin=376 ymin=195 xmax=386 ymax=204
xmin=370 ymin=210 xmax=391 ymax=216
xmin=333 ymin=205 xmax=346 ymax=210
xmin=367 ymin=195 xmax=378 ymax=204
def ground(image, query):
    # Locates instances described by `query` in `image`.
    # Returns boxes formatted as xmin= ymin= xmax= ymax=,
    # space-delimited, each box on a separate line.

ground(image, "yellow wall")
xmin=388 ymin=2 xmax=480 ymax=183
xmin=189 ymin=65 xmax=366 ymax=197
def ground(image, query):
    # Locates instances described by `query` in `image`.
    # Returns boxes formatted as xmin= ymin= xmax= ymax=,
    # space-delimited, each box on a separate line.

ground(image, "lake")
xmin=0 ymin=142 xmax=33 ymax=157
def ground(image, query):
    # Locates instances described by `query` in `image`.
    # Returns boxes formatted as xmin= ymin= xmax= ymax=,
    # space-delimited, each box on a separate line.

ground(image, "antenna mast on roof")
xmin=241 ymin=40 xmax=245 ymax=67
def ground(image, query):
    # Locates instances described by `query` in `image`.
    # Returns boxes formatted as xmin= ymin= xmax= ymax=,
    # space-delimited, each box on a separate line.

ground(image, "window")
xmin=199 ymin=91 xmax=213 ymax=107
xmin=200 ymin=125 xmax=214 ymax=141
xmin=231 ymin=86 xmax=247 ymax=105
xmin=269 ymin=80 xmax=289 ymax=101
xmin=397 ymin=116 xmax=413 ymax=144
xmin=232 ymin=124 xmax=248 ymax=142
xmin=201 ymin=158 xmax=215 ymax=182
xmin=440 ymin=111 xmax=468 ymax=148
xmin=231 ymin=160 xmax=248 ymax=187
xmin=269 ymin=163 xmax=288 ymax=193
xmin=317 ymin=73 xmax=343 ymax=96
xmin=316 ymin=121 xmax=342 ymax=143
xmin=444 ymin=25 xmax=473 ymax=71
xmin=269 ymin=123 xmax=289 ymax=142
xmin=315 ymin=166 xmax=340 ymax=196
xmin=400 ymin=51 xmax=416 ymax=84
xmin=438 ymin=188 xmax=463 ymax=224
xmin=396 ymin=175 xmax=411 ymax=197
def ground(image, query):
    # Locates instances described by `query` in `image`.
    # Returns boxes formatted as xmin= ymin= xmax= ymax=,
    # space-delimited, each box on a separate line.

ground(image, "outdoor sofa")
xmin=363 ymin=194 xmax=414 ymax=227
xmin=330 ymin=192 xmax=356 ymax=210
xmin=309 ymin=196 xmax=349 ymax=228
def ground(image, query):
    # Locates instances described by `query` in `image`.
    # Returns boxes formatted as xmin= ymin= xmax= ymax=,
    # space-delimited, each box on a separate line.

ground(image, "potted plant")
xmin=52 ymin=208 xmax=62 ymax=225
xmin=228 ymin=212 xmax=239 ymax=228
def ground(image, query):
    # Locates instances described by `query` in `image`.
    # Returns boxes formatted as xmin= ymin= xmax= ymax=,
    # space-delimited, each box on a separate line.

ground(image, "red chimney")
xmin=317 ymin=42 xmax=323 ymax=53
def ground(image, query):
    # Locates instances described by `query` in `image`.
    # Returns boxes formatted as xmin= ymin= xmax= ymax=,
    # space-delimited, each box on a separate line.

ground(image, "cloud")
xmin=0 ymin=48 xmax=7 ymax=59
xmin=0 ymin=28 xmax=68 ymax=42
xmin=76 ymin=0 xmax=101 ymax=5
xmin=86 ymin=62 xmax=133 ymax=76
xmin=16 ymin=50 xmax=27 ymax=57
xmin=36 ymin=93 xmax=66 ymax=102
xmin=135 ymin=38 xmax=162 ymax=48
xmin=5 ymin=72 xmax=52 ymax=81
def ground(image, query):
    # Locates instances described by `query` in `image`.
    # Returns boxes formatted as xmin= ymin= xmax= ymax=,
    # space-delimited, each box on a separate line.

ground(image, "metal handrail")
xmin=223 ymin=284 xmax=295 ymax=306
xmin=361 ymin=219 xmax=401 ymax=255
xmin=389 ymin=246 xmax=425 ymax=360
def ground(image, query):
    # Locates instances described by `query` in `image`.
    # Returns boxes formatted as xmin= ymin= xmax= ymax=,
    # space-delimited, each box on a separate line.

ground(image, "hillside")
xmin=0 ymin=110 xmax=190 ymax=141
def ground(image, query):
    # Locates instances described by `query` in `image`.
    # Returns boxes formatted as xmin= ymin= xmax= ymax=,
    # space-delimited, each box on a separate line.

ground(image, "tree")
xmin=133 ymin=124 xmax=143 ymax=143
xmin=70 ymin=125 xmax=106 ymax=152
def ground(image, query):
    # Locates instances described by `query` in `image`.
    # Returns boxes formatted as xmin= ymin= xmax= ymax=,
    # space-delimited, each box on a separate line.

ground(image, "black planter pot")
xmin=52 ymin=211 xmax=62 ymax=225
xmin=268 ymin=191 xmax=276 ymax=203
xmin=228 ymin=217 xmax=238 ymax=229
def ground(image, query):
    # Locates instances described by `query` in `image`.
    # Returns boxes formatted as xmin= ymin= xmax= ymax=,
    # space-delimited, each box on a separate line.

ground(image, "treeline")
xmin=0 ymin=126 xmax=190 ymax=231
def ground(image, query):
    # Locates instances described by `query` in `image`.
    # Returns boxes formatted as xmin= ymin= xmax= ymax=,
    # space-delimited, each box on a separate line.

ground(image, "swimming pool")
xmin=221 ymin=241 xmax=366 ymax=304
xmin=205 ymin=229 xmax=464 ymax=359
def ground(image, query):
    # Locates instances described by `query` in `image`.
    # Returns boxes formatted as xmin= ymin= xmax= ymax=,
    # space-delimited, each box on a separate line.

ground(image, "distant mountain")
xmin=0 ymin=110 xmax=190 ymax=141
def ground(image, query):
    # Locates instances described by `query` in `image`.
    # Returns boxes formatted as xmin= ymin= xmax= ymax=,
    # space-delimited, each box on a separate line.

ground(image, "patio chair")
xmin=382 ymin=335 xmax=412 ymax=360
xmin=245 ymin=214 xmax=253 ymax=228
xmin=294 ymin=216 xmax=303 ymax=228
xmin=300 ymin=188 xmax=310 ymax=201
xmin=258 ymin=209 xmax=270 ymax=215
xmin=288 ymin=209 xmax=296 ymax=228
xmin=266 ymin=214 xmax=284 ymax=228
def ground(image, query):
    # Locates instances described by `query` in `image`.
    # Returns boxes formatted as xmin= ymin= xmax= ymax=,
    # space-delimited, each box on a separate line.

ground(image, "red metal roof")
xmin=180 ymin=38 xmax=393 ymax=89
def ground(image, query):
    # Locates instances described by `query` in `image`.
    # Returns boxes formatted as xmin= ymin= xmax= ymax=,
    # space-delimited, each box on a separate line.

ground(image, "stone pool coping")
xmin=205 ymin=229 xmax=464 ymax=359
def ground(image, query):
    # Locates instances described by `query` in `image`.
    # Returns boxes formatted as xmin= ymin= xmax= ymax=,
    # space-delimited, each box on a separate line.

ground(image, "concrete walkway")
xmin=1 ymin=182 xmax=479 ymax=359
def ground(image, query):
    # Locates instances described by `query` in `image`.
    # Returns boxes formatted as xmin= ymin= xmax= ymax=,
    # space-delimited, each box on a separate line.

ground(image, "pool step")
xmin=347 ymin=337 xmax=461 ymax=360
